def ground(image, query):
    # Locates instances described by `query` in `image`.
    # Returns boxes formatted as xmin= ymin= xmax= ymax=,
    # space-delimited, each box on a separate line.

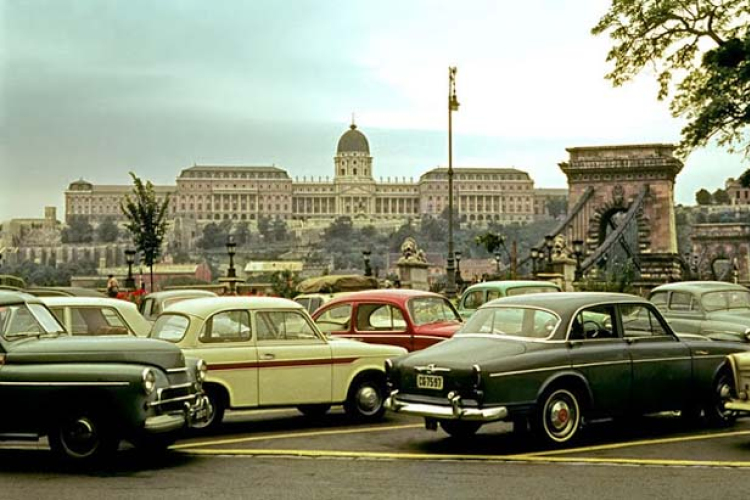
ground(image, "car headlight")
xmin=142 ymin=368 xmax=156 ymax=395
xmin=196 ymin=359 xmax=208 ymax=383
xmin=744 ymin=328 xmax=750 ymax=342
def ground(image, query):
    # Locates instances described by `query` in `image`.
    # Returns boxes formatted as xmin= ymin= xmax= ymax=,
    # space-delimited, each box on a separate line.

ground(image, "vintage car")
xmin=457 ymin=280 xmax=561 ymax=319
xmin=726 ymin=351 xmax=750 ymax=412
xmin=648 ymin=281 xmax=750 ymax=342
xmin=0 ymin=291 xmax=208 ymax=461
xmin=139 ymin=289 xmax=218 ymax=323
xmin=385 ymin=292 xmax=750 ymax=447
xmin=41 ymin=296 xmax=152 ymax=337
xmin=294 ymin=293 xmax=339 ymax=315
xmin=311 ymin=289 xmax=463 ymax=351
xmin=25 ymin=286 xmax=106 ymax=298
xmin=149 ymin=296 xmax=407 ymax=429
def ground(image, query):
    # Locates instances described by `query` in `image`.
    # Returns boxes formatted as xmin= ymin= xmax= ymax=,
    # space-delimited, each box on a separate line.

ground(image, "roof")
xmin=488 ymin=292 xmax=648 ymax=310
xmin=0 ymin=290 xmax=43 ymax=306
xmin=419 ymin=167 xmax=528 ymax=180
xmin=25 ymin=287 xmax=106 ymax=298
xmin=296 ymin=275 xmax=378 ymax=293
xmin=40 ymin=297 xmax=139 ymax=308
xmin=164 ymin=296 xmax=303 ymax=319
xmin=337 ymin=124 xmax=370 ymax=154
xmin=649 ymin=281 xmax=749 ymax=295
xmin=142 ymin=290 xmax=218 ymax=300
xmin=461 ymin=280 xmax=561 ymax=294
xmin=322 ymin=289 xmax=446 ymax=308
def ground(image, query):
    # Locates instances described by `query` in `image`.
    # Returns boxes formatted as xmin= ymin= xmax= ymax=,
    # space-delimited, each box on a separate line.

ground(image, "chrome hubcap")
xmin=544 ymin=390 xmax=579 ymax=441
xmin=550 ymin=402 xmax=570 ymax=430
xmin=357 ymin=385 xmax=381 ymax=415
xmin=62 ymin=418 xmax=98 ymax=456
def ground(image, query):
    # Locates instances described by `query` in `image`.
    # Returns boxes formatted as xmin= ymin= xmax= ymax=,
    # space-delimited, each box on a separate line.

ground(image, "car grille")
xmin=151 ymin=368 xmax=199 ymax=412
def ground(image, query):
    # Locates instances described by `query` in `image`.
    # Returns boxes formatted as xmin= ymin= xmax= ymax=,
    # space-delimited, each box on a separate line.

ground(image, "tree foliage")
xmin=695 ymin=188 xmax=713 ymax=205
xmin=121 ymin=172 xmax=171 ymax=290
xmin=593 ymin=0 xmax=750 ymax=157
xmin=61 ymin=215 xmax=94 ymax=244
xmin=713 ymin=187 xmax=731 ymax=204
xmin=96 ymin=217 xmax=119 ymax=243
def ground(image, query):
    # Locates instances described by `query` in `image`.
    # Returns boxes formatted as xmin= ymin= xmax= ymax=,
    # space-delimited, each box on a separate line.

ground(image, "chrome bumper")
xmin=385 ymin=392 xmax=508 ymax=422
xmin=725 ymin=400 xmax=750 ymax=412
xmin=144 ymin=394 xmax=210 ymax=433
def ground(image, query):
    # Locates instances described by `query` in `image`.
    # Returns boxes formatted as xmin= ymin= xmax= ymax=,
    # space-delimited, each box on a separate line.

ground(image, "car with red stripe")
xmin=149 ymin=296 xmax=406 ymax=430
xmin=311 ymin=290 xmax=463 ymax=352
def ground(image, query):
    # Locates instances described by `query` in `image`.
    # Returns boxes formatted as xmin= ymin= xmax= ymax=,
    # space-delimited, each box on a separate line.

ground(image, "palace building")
xmin=64 ymin=123 xmax=565 ymax=228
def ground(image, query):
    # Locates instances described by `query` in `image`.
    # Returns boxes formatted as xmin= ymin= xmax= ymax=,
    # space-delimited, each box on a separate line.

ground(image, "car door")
xmin=194 ymin=309 xmax=258 ymax=408
xmin=256 ymin=310 xmax=333 ymax=405
xmin=566 ymin=304 xmax=632 ymax=416
xmin=619 ymin=303 xmax=692 ymax=413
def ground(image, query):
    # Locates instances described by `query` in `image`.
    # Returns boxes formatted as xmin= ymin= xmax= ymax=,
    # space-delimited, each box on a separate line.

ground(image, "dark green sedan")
xmin=385 ymin=292 xmax=750 ymax=447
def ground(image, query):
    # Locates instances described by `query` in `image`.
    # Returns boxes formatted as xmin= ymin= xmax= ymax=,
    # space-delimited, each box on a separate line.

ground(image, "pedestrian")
xmin=106 ymin=274 xmax=120 ymax=298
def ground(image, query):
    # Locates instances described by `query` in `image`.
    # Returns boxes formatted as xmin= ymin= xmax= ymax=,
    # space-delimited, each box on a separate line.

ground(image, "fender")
xmin=536 ymin=369 xmax=594 ymax=407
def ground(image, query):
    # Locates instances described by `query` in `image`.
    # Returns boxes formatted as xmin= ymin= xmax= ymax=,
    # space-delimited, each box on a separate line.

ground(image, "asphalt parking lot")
xmin=170 ymin=408 xmax=750 ymax=468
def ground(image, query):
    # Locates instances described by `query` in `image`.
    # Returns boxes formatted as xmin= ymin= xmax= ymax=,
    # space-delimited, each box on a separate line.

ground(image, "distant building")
xmin=63 ymin=122 xmax=566 ymax=231
xmin=725 ymin=177 xmax=750 ymax=205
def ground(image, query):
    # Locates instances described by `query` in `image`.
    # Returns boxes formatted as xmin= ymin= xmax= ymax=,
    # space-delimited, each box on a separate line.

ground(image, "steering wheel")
xmin=582 ymin=320 xmax=602 ymax=339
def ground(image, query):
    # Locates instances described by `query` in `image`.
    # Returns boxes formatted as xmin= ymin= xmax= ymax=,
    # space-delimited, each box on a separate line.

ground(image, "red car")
xmin=311 ymin=290 xmax=463 ymax=351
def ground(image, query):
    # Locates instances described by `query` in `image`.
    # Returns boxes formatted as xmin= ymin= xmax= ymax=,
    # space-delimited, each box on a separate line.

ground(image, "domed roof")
xmin=337 ymin=123 xmax=370 ymax=154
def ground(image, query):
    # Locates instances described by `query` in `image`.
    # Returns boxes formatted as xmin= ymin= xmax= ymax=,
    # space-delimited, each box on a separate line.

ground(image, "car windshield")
xmin=459 ymin=306 xmax=559 ymax=339
xmin=506 ymin=286 xmax=559 ymax=296
xmin=701 ymin=290 xmax=750 ymax=312
xmin=151 ymin=313 xmax=190 ymax=342
xmin=0 ymin=303 xmax=66 ymax=340
xmin=407 ymin=297 xmax=461 ymax=326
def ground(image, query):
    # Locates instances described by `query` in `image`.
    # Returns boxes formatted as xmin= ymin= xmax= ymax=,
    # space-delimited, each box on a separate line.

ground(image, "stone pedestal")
xmin=397 ymin=262 xmax=429 ymax=291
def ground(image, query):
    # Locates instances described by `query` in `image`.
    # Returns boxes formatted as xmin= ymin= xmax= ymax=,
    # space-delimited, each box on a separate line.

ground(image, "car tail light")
xmin=471 ymin=364 xmax=482 ymax=389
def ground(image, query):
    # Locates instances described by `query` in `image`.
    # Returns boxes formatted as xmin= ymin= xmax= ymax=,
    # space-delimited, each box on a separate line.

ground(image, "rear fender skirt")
xmin=536 ymin=370 xmax=593 ymax=407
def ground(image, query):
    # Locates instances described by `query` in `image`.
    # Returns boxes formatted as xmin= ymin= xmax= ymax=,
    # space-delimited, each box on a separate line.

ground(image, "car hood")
xmin=6 ymin=336 xmax=185 ymax=370
xmin=327 ymin=336 xmax=407 ymax=357
xmin=397 ymin=335 xmax=527 ymax=369
xmin=413 ymin=321 xmax=463 ymax=337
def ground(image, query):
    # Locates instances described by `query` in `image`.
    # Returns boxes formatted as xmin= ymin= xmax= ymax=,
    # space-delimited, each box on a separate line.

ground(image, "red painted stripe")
xmin=208 ymin=357 xmax=359 ymax=371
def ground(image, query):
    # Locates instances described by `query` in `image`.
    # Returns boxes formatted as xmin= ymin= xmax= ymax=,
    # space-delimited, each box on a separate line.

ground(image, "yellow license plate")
xmin=417 ymin=374 xmax=443 ymax=390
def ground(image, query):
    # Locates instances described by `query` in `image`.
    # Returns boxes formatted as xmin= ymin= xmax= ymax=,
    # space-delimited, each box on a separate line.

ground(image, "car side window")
xmin=200 ymin=310 xmax=251 ymax=343
xmin=569 ymin=305 xmax=617 ymax=340
xmin=314 ymin=304 xmax=352 ymax=333
xmin=66 ymin=307 xmax=128 ymax=335
xmin=356 ymin=304 xmax=406 ymax=332
xmin=463 ymin=291 xmax=484 ymax=309
xmin=620 ymin=304 xmax=668 ymax=338
xmin=669 ymin=292 xmax=695 ymax=312
xmin=487 ymin=290 xmax=501 ymax=301
xmin=256 ymin=311 xmax=318 ymax=341
xmin=649 ymin=292 xmax=668 ymax=311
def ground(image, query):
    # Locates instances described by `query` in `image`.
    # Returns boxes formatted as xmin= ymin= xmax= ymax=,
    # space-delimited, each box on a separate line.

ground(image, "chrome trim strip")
xmin=572 ymin=360 xmax=631 ymax=369
xmin=162 ymin=382 xmax=193 ymax=390
xmin=150 ymin=394 xmax=199 ymax=407
xmin=0 ymin=381 xmax=130 ymax=387
xmin=490 ymin=365 xmax=570 ymax=378
xmin=632 ymin=356 xmax=693 ymax=364
xmin=167 ymin=367 xmax=188 ymax=373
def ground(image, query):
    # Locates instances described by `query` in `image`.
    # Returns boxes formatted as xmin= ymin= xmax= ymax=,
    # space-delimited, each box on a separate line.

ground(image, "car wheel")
xmin=345 ymin=376 xmax=386 ymax=422
xmin=705 ymin=370 xmax=737 ymax=428
xmin=49 ymin=411 xmax=119 ymax=462
xmin=439 ymin=420 xmax=482 ymax=439
xmin=191 ymin=387 xmax=226 ymax=432
xmin=532 ymin=387 xmax=583 ymax=447
xmin=297 ymin=404 xmax=332 ymax=418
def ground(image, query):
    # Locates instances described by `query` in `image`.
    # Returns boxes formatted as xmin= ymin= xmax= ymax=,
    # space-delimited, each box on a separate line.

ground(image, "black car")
xmin=0 ymin=291 xmax=208 ymax=461
xmin=385 ymin=292 xmax=750 ymax=447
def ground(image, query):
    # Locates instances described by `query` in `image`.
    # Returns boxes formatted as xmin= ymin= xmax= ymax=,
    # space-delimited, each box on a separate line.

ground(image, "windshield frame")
xmin=0 ymin=302 xmax=66 ymax=341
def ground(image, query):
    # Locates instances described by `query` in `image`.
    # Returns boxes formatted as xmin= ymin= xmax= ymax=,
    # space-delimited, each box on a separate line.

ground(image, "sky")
xmin=2 ymin=0 xmax=747 ymax=220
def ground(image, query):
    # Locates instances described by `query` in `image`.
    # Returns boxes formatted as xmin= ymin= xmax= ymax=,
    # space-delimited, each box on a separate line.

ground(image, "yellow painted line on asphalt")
xmin=530 ymin=429 xmax=750 ymax=457
xmin=172 ymin=423 xmax=423 ymax=450
xmin=177 ymin=448 xmax=750 ymax=468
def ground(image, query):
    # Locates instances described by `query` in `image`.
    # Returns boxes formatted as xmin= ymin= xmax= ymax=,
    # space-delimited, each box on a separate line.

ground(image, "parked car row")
xmin=5 ymin=280 xmax=750 ymax=463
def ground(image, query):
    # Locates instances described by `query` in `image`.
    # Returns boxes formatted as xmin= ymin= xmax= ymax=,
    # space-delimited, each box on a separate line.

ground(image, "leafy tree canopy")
xmin=593 ymin=0 xmax=750 ymax=157
xmin=96 ymin=217 xmax=119 ymax=243
xmin=61 ymin=215 xmax=94 ymax=244
xmin=695 ymin=188 xmax=712 ymax=205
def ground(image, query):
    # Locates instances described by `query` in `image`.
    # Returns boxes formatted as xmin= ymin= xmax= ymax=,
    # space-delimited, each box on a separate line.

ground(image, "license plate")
xmin=417 ymin=374 xmax=443 ymax=390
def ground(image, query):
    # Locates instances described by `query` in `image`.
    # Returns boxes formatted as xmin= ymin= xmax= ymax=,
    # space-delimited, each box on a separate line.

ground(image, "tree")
xmin=61 ymin=215 xmax=94 ymax=244
xmin=234 ymin=222 xmax=251 ymax=246
xmin=593 ymin=1 xmax=750 ymax=158
xmin=271 ymin=217 xmax=289 ymax=242
xmin=713 ymin=188 xmax=731 ymax=204
xmin=696 ymin=188 xmax=713 ymax=205
xmin=197 ymin=222 xmax=226 ymax=249
xmin=96 ymin=217 xmax=119 ymax=243
xmin=546 ymin=198 xmax=568 ymax=219
xmin=121 ymin=172 xmax=171 ymax=292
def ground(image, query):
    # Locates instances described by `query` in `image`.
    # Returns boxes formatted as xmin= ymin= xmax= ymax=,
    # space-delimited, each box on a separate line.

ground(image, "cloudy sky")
xmin=2 ymin=0 xmax=745 ymax=220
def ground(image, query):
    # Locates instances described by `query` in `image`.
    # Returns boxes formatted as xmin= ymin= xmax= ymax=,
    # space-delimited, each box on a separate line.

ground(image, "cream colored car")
xmin=727 ymin=352 xmax=750 ymax=412
xmin=150 ymin=296 xmax=407 ymax=429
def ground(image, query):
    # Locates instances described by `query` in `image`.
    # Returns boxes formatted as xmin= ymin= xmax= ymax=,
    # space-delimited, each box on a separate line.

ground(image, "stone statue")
xmin=552 ymin=234 xmax=569 ymax=261
xmin=398 ymin=237 xmax=428 ymax=264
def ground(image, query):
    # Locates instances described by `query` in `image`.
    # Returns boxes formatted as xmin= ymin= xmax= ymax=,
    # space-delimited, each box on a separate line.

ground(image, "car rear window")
xmin=506 ymin=286 xmax=559 ymax=296
xmin=408 ymin=297 xmax=461 ymax=325
xmin=461 ymin=306 xmax=559 ymax=339
xmin=151 ymin=314 xmax=190 ymax=342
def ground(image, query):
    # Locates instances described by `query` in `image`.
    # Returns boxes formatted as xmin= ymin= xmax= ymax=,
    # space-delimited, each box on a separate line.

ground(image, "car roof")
xmin=461 ymin=280 xmax=561 ymax=294
xmin=0 ymin=290 xmax=45 ymax=306
xmin=649 ymin=281 xmax=749 ymax=295
xmin=162 ymin=296 xmax=304 ymax=318
xmin=322 ymin=289 xmax=446 ymax=306
xmin=484 ymin=292 xmax=649 ymax=311
xmin=25 ymin=286 xmax=106 ymax=298
xmin=143 ymin=290 xmax=219 ymax=300
xmin=39 ymin=297 xmax=138 ymax=309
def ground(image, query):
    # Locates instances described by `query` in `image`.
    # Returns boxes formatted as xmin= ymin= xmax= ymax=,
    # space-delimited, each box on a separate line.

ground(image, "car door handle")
xmin=262 ymin=353 xmax=275 ymax=360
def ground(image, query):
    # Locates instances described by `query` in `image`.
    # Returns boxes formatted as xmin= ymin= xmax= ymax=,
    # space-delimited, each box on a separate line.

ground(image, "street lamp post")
xmin=530 ymin=247 xmax=539 ymax=277
xmin=362 ymin=250 xmax=372 ymax=277
xmin=544 ymin=234 xmax=554 ymax=272
xmin=226 ymin=235 xmax=237 ymax=294
xmin=494 ymin=251 xmax=502 ymax=277
xmin=445 ymin=66 xmax=460 ymax=299
xmin=124 ymin=249 xmax=136 ymax=290
xmin=572 ymin=239 xmax=584 ymax=281
xmin=454 ymin=251 xmax=463 ymax=291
